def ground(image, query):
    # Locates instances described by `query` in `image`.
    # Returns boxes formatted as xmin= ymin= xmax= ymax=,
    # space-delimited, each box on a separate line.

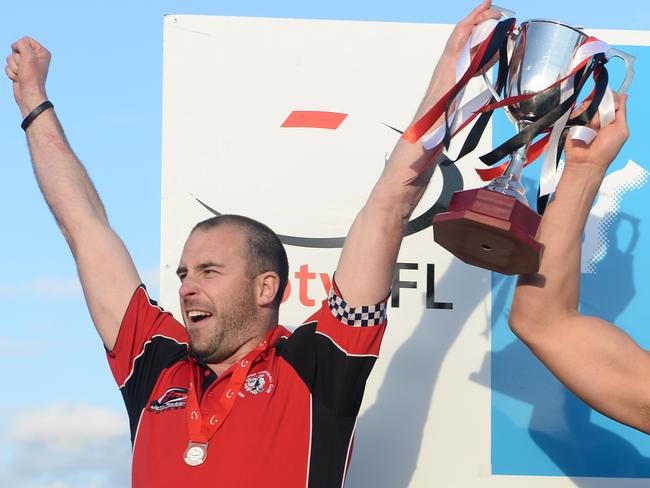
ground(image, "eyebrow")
xmin=176 ymin=261 xmax=225 ymax=276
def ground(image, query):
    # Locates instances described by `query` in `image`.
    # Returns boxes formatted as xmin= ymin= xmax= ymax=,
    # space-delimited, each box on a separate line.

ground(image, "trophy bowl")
xmin=507 ymin=20 xmax=588 ymax=121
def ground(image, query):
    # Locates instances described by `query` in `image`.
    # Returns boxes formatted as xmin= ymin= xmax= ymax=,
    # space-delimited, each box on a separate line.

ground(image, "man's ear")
xmin=256 ymin=271 xmax=280 ymax=307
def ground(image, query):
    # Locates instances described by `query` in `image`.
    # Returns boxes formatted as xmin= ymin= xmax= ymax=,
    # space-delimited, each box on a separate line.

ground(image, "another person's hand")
xmin=564 ymin=94 xmax=629 ymax=173
xmin=5 ymin=36 xmax=51 ymax=116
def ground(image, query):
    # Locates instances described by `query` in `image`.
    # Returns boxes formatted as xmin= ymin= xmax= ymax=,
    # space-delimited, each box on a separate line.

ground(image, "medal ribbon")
xmin=185 ymin=333 xmax=272 ymax=447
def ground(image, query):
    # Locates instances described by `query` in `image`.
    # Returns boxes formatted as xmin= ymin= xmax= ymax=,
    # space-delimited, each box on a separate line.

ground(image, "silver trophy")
xmin=433 ymin=18 xmax=635 ymax=274
xmin=485 ymin=18 xmax=635 ymax=204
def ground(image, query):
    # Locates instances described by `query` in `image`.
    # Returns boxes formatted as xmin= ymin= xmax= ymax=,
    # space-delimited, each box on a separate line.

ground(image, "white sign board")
xmin=162 ymin=15 xmax=650 ymax=487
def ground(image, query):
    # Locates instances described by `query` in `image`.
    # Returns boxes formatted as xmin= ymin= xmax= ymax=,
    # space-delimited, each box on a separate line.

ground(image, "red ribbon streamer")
xmin=401 ymin=22 xmax=507 ymax=143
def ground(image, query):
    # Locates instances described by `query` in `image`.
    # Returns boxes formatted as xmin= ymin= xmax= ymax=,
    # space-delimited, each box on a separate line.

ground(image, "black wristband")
xmin=21 ymin=100 xmax=54 ymax=131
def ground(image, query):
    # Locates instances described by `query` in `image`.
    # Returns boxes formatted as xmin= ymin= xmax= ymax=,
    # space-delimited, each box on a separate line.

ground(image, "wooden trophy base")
xmin=432 ymin=188 xmax=543 ymax=275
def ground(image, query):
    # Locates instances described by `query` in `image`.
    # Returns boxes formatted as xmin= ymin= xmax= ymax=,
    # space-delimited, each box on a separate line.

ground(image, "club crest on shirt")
xmin=240 ymin=371 xmax=274 ymax=397
xmin=149 ymin=387 xmax=188 ymax=412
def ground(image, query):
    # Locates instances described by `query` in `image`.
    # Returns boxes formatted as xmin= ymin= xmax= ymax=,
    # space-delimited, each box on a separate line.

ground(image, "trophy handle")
xmin=482 ymin=71 xmax=502 ymax=101
xmin=605 ymin=48 xmax=635 ymax=95
xmin=482 ymin=69 xmax=519 ymax=126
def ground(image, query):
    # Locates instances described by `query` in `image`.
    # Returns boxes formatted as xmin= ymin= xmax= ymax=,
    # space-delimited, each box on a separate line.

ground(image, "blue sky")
xmin=1 ymin=1 xmax=648 ymax=486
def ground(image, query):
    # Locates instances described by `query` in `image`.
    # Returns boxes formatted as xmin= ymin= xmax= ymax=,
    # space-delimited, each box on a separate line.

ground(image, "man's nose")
xmin=179 ymin=275 xmax=199 ymax=299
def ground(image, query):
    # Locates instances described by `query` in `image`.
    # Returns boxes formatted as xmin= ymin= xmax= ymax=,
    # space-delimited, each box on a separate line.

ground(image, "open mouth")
xmin=187 ymin=311 xmax=213 ymax=323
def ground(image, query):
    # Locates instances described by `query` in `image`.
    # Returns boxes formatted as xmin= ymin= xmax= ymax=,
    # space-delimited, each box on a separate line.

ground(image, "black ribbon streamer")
xmin=440 ymin=21 xmax=512 ymax=167
xmin=440 ymin=17 xmax=515 ymax=152
xmin=535 ymin=59 xmax=609 ymax=213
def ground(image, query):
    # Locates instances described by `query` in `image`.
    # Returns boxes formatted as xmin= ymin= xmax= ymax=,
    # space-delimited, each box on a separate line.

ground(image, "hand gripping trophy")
xmin=404 ymin=9 xmax=635 ymax=274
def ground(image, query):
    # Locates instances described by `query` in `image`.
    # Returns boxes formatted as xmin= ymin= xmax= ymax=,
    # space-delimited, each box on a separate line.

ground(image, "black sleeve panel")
xmin=120 ymin=337 xmax=188 ymax=443
xmin=277 ymin=322 xmax=378 ymax=417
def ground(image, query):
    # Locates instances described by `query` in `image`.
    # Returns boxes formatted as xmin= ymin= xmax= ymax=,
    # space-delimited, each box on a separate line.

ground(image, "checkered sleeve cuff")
xmin=327 ymin=287 xmax=387 ymax=327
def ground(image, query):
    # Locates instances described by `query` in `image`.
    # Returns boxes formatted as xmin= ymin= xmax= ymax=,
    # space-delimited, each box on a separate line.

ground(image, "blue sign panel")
xmin=492 ymin=44 xmax=650 ymax=477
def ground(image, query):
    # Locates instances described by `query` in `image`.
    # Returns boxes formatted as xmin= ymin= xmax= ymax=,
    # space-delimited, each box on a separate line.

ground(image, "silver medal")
xmin=184 ymin=442 xmax=208 ymax=466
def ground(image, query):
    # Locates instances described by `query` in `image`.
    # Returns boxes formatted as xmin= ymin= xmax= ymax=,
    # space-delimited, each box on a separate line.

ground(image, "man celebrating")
xmin=508 ymin=95 xmax=650 ymax=434
xmin=6 ymin=1 xmax=500 ymax=486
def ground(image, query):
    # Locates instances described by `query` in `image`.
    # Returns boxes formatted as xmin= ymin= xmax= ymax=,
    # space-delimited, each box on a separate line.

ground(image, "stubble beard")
xmin=188 ymin=293 xmax=259 ymax=365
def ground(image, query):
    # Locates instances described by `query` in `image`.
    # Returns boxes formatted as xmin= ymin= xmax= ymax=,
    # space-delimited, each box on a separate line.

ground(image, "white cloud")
xmin=0 ymin=338 xmax=45 ymax=357
xmin=0 ymin=276 xmax=82 ymax=299
xmin=2 ymin=402 xmax=131 ymax=488
xmin=9 ymin=402 xmax=129 ymax=449
xmin=0 ymin=265 xmax=161 ymax=301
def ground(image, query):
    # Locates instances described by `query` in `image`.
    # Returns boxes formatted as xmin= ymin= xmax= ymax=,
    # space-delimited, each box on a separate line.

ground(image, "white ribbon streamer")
xmin=537 ymin=77 xmax=574 ymax=196
xmin=420 ymin=18 xmax=499 ymax=151
xmin=565 ymin=85 xmax=615 ymax=147
xmin=421 ymin=89 xmax=494 ymax=150
xmin=539 ymin=108 xmax=572 ymax=196
xmin=568 ymin=40 xmax=610 ymax=73
xmin=568 ymin=125 xmax=598 ymax=144
xmin=538 ymin=40 xmax=617 ymax=196
xmin=598 ymin=85 xmax=616 ymax=128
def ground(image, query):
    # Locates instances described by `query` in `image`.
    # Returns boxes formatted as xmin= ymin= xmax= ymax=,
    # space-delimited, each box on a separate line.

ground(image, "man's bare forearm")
xmin=25 ymin=107 xmax=109 ymax=246
xmin=511 ymin=163 xmax=606 ymax=333
xmin=335 ymin=1 xmax=501 ymax=306
xmin=22 ymin=106 xmax=140 ymax=349
xmin=7 ymin=37 xmax=140 ymax=349
xmin=334 ymin=60 xmax=456 ymax=306
xmin=509 ymin=98 xmax=650 ymax=432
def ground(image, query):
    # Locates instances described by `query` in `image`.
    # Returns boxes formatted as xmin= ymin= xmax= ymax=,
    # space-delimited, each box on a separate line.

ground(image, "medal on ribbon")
xmin=184 ymin=441 xmax=209 ymax=466
xmin=183 ymin=337 xmax=271 ymax=467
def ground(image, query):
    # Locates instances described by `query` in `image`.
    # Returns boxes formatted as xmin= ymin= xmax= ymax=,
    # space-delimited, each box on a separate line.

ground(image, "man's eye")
xmin=177 ymin=274 xmax=186 ymax=282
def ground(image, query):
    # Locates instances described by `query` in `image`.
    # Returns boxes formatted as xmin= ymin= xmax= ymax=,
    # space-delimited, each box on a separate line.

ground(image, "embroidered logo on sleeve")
xmin=327 ymin=288 xmax=387 ymax=327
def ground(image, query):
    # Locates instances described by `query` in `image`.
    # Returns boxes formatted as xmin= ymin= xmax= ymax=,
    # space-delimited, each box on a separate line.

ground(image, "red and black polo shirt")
xmin=107 ymin=283 xmax=387 ymax=487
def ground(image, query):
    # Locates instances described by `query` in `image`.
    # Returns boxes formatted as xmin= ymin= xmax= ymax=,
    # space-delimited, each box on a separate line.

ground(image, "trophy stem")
xmin=486 ymin=120 xmax=532 ymax=204
xmin=432 ymin=119 xmax=541 ymax=274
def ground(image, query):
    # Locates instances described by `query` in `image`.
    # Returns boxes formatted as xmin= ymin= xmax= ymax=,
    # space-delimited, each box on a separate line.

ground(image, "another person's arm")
xmin=509 ymin=96 xmax=650 ymax=433
xmin=5 ymin=37 xmax=140 ymax=350
xmin=335 ymin=0 xmax=501 ymax=306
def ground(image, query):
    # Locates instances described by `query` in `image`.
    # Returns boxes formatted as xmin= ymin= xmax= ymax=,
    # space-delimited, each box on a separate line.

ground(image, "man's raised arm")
xmin=509 ymin=96 xmax=650 ymax=433
xmin=335 ymin=0 xmax=501 ymax=306
xmin=6 ymin=37 xmax=140 ymax=350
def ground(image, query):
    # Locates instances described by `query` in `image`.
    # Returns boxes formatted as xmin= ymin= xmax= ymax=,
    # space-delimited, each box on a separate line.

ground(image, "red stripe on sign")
xmin=281 ymin=111 xmax=348 ymax=130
